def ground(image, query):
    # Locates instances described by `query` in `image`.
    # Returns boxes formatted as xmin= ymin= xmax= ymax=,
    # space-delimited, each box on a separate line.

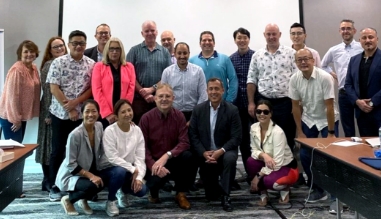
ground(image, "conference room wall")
xmin=303 ymin=0 xmax=381 ymax=137
xmin=0 ymin=0 xmax=59 ymax=143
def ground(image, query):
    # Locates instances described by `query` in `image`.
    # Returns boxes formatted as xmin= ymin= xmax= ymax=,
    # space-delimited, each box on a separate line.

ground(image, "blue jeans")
xmin=300 ymin=121 xmax=339 ymax=194
xmin=0 ymin=118 xmax=27 ymax=143
xmin=100 ymin=166 xmax=148 ymax=201
xmin=338 ymin=90 xmax=355 ymax=137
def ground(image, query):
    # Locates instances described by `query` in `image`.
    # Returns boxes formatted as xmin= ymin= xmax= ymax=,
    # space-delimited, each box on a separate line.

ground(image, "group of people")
xmin=0 ymin=17 xmax=380 ymax=216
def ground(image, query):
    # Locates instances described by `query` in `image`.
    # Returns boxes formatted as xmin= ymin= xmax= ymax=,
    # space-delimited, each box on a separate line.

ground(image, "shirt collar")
xmin=175 ymin=63 xmax=188 ymax=72
xmin=140 ymin=41 xmax=160 ymax=51
xmin=209 ymin=101 xmax=221 ymax=110
xmin=265 ymin=45 xmax=282 ymax=55
xmin=68 ymin=54 xmax=84 ymax=63
xmin=198 ymin=50 xmax=218 ymax=58
xmin=154 ymin=107 xmax=173 ymax=119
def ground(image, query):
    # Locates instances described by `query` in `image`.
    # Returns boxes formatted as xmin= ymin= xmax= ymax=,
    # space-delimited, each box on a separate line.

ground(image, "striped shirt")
xmin=126 ymin=42 xmax=171 ymax=89
xmin=161 ymin=63 xmax=208 ymax=111
xmin=230 ymin=49 xmax=255 ymax=109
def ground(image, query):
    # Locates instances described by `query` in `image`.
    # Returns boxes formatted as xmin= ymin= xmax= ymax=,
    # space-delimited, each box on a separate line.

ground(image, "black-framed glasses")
xmin=290 ymin=32 xmax=304 ymax=36
xmin=340 ymin=27 xmax=353 ymax=32
xmin=70 ymin=41 xmax=86 ymax=47
xmin=256 ymin=109 xmax=270 ymax=115
xmin=97 ymin=31 xmax=110 ymax=36
xmin=109 ymin=47 xmax=121 ymax=53
xmin=52 ymin=44 xmax=65 ymax=50
xmin=296 ymin=57 xmax=313 ymax=63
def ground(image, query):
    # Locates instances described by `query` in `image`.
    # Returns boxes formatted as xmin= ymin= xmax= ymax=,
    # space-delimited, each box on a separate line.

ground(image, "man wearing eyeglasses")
xmin=84 ymin=23 xmax=111 ymax=62
xmin=321 ymin=19 xmax=363 ymax=138
xmin=290 ymin=23 xmax=321 ymax=67
xmin=46 ymin=30 xmax=95 ymax=201
xmin=247 ymin=23 xmax=297 ymax=151
xmin=289 ymin=48 xmax=339 ymax=204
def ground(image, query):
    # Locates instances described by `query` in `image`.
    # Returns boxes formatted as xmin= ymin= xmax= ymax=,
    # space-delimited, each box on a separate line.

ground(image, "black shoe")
xmin=188 ymin=184 xmax=200 ymax=195
xmin=230 ymin=180 xmax=241 ymax=191
xmin=162 ymin=182 xmax=174 ymax=192
xmin=221 ymin=195 xmax=233 ymax=212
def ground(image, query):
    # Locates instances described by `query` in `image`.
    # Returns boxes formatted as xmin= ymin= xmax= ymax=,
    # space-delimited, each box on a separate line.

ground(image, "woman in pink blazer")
xmin=92 ymin=37 xmax=136 ymax=128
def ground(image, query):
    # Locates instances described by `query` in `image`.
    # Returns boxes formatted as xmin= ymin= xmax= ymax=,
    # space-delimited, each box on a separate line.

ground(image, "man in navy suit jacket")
xmin=345 ymin=27 xmax=381 ymax=136
xmin=189 ymin=77 xmax=242 ymax=212
xmin=84 ymin=23 xmax=111 ymax=62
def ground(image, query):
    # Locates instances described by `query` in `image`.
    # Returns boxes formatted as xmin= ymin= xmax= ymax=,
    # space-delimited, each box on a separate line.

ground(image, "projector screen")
xmin=62 ymin=0 xmax=300 ymax=56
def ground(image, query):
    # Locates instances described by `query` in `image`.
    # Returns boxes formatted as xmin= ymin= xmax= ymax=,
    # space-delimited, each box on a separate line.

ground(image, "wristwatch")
xmin=369 ymin=101 xmax=374 ymax=107
xmin=166 ymin=151 xmax=172 ymax=159
xmin=153 ymin=84 xmax=158 ymax=90
xmin=328 ymin=130 xmax=335 ymax=134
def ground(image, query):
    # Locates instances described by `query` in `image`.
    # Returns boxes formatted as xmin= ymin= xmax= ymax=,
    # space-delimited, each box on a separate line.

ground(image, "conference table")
xmin=0 ymin=144 xmax=39 ymax=212
xmin=295 ymin=138 xmax=381 ymax=219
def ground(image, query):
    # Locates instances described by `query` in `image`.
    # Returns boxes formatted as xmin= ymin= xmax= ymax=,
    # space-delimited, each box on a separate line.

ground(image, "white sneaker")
xmin=116 ymin=189 xmax=129 ymax=208
xmin=105 ymin=200 xmax=119 ymax=217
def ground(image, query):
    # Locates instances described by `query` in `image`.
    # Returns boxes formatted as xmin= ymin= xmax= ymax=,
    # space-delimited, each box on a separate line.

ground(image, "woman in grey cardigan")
xmin=56 ymin=100 xmax=114 ymax=216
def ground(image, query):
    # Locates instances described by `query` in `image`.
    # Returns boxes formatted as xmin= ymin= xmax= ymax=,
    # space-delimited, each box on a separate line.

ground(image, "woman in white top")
xmin=247 ymin=100 xmax=298 ymax=206
xmin=103 ymin=99 xmax=147 ymax=216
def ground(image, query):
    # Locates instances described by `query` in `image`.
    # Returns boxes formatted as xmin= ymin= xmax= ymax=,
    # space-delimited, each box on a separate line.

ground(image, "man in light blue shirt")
xmin=189 ymin=31 xmax=238 ymax=103
xmin=161 ymin=42 xmax=208 ymax=122
xmin=321 ymin=19 xmax=363 ymax=137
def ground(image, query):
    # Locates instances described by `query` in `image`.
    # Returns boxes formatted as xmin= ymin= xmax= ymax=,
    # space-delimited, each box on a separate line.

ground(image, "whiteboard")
xmin=62 ymin=0 xmax=300 ymax=56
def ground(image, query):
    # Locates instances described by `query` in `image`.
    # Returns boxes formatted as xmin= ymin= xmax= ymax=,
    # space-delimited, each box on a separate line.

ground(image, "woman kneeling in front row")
xmin=247 ymin=100 xmax=298 ymax=206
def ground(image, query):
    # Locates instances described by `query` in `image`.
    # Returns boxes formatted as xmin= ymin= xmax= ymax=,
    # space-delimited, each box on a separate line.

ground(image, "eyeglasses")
xmin=255 ymin=109 xmax=270 ymax=115
xmin=70 ymin=41 xmax=86 ymax=47
xmin=52 ymin=44 xmax=65 ymax=50
xmin=109 ymin=47 xmax=121 ymax=53
xmin=97 ymin=31 xmax=110 ymax=36
xmin=340 ymin=27 xmax=353 ymax=32
xmin=296 ymin=57 xmax=313 ymax=63
xmin=290 ymin=32 xmax=304 ymax=36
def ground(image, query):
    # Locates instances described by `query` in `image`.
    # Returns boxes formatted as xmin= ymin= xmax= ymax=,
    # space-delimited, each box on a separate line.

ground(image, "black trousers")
xmin=69 ymin=178 xmax=103 ymax=204
xmin=49 ymin=115 xmax=82 ymax=187
xmin=144 ymin=150 xmax=196 ymax=197
xmin=199 ymin=150 xmax=238 ymax=198
xmin=238 ymin=108 xmax=253 ymax=174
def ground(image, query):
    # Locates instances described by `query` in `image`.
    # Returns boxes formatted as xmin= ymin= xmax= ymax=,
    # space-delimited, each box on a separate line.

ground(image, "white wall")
xmin=63 ymin=0 xmax=300 ymax=55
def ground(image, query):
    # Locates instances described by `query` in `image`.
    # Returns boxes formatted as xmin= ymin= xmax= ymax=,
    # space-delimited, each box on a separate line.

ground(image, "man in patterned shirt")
xmin=229 ymin=27 xmax=255 ymax=182
xmin=46 ymin=30 xmax=95 ymax=201
xmin=126 ymin=20 xmax=172 ymax=124
xmin=247 ymin=23 xmax=297 ymax=151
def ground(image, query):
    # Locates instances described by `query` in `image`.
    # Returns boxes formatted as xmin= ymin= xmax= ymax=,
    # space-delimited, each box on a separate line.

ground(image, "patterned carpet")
xmin=0 ymin=173 xmax=366 ymax=219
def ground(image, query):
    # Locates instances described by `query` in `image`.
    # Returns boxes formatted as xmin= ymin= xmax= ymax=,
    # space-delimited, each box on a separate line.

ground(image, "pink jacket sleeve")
xmin=5 ymin=69 xmax=22 ymax=123
xmin=121 ymin=62 xmax=136 ymax=104
xmin=92 ymin=63 xmax=113 ymax=119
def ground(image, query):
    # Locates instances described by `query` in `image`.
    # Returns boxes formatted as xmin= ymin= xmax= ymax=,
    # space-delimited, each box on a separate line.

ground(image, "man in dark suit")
xmin=189 ymin=77 xmax=242 ymax=212
xmin=345 ymin=27 xmax=381 ymax=136
xmin=84 ymin=23 xmax=111 ymax=62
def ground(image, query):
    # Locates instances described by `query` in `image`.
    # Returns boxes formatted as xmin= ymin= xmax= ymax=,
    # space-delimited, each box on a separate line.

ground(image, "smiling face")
xmin=161 ymin=31 xmax=175 ymax=53
xmin=200 ymin=33 xmax=215 ymax=53
xmin=340 ymin=22 xmax=356 ymax=43
xmin=83 ymin=103 xmax=99 ymax=126
xmin=50 ymin=39 xmax=66 ymax=58
xmin=116 ymin=103 xmax=133 ymax=124
xmin=234 ymin=32 xmax=250 ymax=51
xmin=175 ymin=44 xmax=189 ymax=67
xmin=360 ymin=28 xmax=378 ymax=53
xmin=141 ymin=22 xmax=158 ymax=44
xmin=290 ymin=27 xmax=306 ymax=47
xmin=155 ymin=86 xmax=175 ymax=113
xmin=207 ymin=80 xmax=224 ymax=106
xmin=95 ymin=25 xmax=111 ymax=46
xmin=256 ymin=104 xmax=272 ymax=124
xmin=295 ymin=49 xmax=315 ymax=74
xmin=68 ymin=36 xmax=86 ymax=58
xmin=108 ymin=41 xmax=121 ymax=63
xmin=264 ymin=24 xmax=281 ymax=48
xmin=21 ymin=46 xmax=37 ymax=65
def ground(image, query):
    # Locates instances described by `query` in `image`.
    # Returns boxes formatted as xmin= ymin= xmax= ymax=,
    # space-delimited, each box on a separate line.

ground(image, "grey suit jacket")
xmin=189 ymin=100 xmax=242 ymax=158
xmin=56 ymin=122 xmax=110 ymax=191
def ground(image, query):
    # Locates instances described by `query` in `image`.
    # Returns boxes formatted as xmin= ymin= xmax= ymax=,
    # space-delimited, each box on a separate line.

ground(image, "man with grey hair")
xmin=321 ymin=19 xmax=363 ymax=138
xmin=126 ymin=20 xmax=172 ymax=124
xmin=160 ymin=30 xmax=176 ymax=64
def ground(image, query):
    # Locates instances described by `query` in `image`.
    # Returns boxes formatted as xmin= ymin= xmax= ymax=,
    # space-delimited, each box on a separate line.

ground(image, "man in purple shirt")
xmin=139 ymin=84 xmax=195 ymax=210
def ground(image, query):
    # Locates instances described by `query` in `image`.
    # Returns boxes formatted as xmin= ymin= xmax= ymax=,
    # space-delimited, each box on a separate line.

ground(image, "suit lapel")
xmin=205 ymin=102 xmax=211 ymax=148
xmin=354 ymin=56 xmax=361 ymax=94
xmin=368 ymin=49 xmax=381 ymax=85
xmin=215 ymin=101 xmax=225 ymax=134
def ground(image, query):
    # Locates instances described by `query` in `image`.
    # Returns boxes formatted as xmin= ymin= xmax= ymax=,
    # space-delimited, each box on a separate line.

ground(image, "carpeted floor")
xmin=0 ymin=173 xmax=366 ymax=219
